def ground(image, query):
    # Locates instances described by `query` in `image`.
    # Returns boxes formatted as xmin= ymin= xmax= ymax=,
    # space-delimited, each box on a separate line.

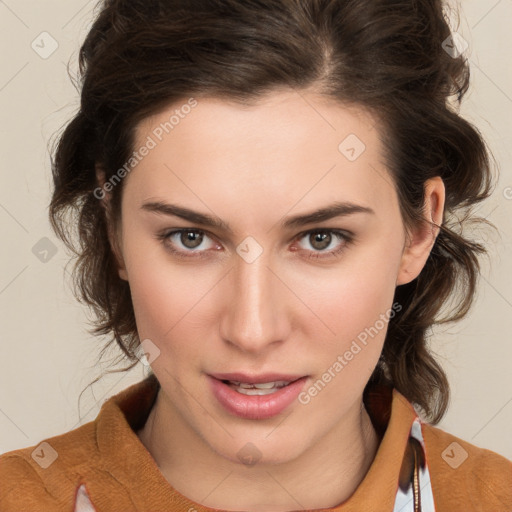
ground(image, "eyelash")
xmin=156 ymin=228 xmax=354 ymax=261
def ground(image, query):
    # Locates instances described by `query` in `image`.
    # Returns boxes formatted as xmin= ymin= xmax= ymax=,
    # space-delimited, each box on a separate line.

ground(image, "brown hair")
xmin=49 ymin=0 xmax=497 ymax=423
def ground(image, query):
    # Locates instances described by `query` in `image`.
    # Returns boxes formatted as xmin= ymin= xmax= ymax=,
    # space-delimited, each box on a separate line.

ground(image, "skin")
xmin=98 ymin=89 xmax=445 ymax=511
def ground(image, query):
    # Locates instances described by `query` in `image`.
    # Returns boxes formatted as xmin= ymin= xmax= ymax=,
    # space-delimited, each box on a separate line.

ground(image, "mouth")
xmin=220 ymin=378 xmax=301 ymax=395
xmin=207 ymin=373 xmax=309 ymax=420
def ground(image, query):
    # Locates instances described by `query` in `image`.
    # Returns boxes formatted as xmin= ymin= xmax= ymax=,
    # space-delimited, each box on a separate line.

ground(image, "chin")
xmin=209 ymin=431 xmax=309 ymax=468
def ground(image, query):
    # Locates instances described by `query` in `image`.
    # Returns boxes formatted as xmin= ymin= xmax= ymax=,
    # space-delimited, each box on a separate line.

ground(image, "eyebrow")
xmin=140 ymin=200 xmax=375 ymax=234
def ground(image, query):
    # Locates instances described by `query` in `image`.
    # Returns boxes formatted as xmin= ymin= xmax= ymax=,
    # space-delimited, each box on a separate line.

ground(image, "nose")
xmin=219 ymin=250 xmax=290 ymax=354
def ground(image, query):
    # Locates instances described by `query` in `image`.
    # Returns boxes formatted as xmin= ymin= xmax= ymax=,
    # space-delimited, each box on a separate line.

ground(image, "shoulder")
xmin=0 ymin=377 xmax=158 ymax=511
xmin=0 ymin=421 xmax=101 ymax=511
xmin=421 ymin=422 xmax=512 ymax=511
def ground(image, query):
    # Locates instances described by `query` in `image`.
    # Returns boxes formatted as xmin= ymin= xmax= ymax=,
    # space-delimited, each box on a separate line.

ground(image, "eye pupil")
xmin=181 ymin=231 xmax=202 ymax=248
xmin=310 ymin=231 xmax=331 ymax=250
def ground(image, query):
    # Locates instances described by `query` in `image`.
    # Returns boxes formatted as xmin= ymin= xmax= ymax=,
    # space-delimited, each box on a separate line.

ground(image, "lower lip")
xmin=208 ymin=376 xmax=308 ymax=420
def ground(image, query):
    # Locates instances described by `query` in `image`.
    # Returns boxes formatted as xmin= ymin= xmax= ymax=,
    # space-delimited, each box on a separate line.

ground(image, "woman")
xmin=1 ymin=0 xmax=511 ymax=510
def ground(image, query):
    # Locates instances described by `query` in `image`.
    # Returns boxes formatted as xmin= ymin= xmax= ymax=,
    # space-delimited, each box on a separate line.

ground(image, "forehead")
xmin=127 ymin=91 xmax=395 ymax=219
xmin=135 ymin=91 xmax=378 ymax=153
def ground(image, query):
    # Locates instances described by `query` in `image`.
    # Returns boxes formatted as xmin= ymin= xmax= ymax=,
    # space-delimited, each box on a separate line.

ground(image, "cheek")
xmin=311 ymin=283 xmax=390 ymax=387
xmin=301 ymin=253 xmax=399 ymax=344
xmin=295 ymin=243 xmax=401 ymax=399
xmin=122 ymin=238 xmax=187 ymax=338
xmin=298 ymin=271 xmax=396 ymax=408
xmin=124 ymin=240 xmax=221 ymax=363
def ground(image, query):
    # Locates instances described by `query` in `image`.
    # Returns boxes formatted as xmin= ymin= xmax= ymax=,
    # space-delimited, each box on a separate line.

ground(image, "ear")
xmin=396 ymin=176 xmax=445 ymax=286
xmin=95 ymin=166 xmax=129 ymax=281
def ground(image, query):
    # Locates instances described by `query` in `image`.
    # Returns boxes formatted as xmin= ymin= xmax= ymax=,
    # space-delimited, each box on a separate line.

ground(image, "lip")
xmin=208 ymin=374 xmax=309 ymax=420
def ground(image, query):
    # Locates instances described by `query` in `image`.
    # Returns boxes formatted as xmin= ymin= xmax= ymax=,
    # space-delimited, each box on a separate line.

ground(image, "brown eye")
xmin=180 ymin=230 xmax=204 ymax=249
xmin=158 ymin=229 xmax=217 ymax=258
xmin=308 ymin=231 xmax=332 ymax=251
xmin=295 ymin=229 xmax=353 ymax=260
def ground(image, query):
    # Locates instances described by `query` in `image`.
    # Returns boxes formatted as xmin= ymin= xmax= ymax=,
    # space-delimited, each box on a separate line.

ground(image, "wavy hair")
xmin=49 ymin=0 xmax=497 ymax=423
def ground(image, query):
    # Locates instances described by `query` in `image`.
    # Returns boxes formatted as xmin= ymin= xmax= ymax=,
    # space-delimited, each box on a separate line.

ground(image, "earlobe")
xmin=110 ymin=221 xmax=130 ymax=282
xmin=109 ymin=220 xmax=129 ymax=282
xmin=95 ymin=165 xmax=110 ymax=211
xmin=396 ymin=177 xmax=445 ymax=286
xmin=95 ymin=165 xmax=129 ymax=282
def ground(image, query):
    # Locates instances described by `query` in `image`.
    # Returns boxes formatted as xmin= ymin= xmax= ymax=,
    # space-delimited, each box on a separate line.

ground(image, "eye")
xmin=156 ymin=228 xmax=354 ymax=260
xmin=157 ymin=229 xmax=219 ymax=259
xmin=294 ymin=229 xmax=353 ymax=259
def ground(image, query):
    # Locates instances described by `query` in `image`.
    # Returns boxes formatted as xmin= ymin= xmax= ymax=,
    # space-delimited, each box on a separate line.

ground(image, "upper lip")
xmin=209 ymin=372 xmax=307 ymax=384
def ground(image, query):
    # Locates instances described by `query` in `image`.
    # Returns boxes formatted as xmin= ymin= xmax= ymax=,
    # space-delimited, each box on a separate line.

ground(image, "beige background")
xmin=1 ymin=0 xmax=511 ymax=460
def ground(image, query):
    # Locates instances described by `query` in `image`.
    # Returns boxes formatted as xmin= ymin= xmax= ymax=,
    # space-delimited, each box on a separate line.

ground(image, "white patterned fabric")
xmin=392 ymin=417 xmax=436 ymax=512
xmin=73 ymin=484 xmax=97 ymax=512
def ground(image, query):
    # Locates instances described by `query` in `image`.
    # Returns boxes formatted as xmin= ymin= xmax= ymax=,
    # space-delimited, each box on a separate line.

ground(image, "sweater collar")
xmin=93 ymin=373 xmax=419 ymax=511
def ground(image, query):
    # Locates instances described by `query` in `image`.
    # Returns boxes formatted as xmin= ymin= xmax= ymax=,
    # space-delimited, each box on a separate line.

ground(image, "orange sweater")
xmin=1 ymin=374 xmax=511 ymax=511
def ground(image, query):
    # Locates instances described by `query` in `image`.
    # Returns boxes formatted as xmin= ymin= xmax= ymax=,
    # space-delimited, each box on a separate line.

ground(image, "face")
xmin=110 ymin=90 xmax=425 ymax=465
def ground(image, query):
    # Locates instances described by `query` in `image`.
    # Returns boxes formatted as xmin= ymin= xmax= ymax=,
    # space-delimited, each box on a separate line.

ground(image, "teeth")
xmin=229 ymin=380 xmax=290 ymax=389
xmin=226 ymin=380 xmax=290 ymax=395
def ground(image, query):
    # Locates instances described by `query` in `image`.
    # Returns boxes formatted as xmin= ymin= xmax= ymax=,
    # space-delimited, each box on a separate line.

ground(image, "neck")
xmin=137 ymin=391 xmax=380 ymax=511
